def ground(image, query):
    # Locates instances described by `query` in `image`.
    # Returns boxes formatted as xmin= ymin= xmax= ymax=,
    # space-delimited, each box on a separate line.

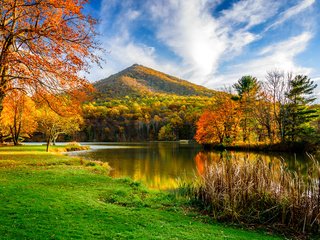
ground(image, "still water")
xmin=71 ymin=142 xmax=313 ymax=189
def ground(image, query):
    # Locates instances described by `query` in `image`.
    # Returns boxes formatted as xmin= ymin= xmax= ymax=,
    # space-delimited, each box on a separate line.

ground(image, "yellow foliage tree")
xmin=36 ymin=97 xmax=83 ymax=151
xmin=0 ymin=91 xmax=37 ymax=145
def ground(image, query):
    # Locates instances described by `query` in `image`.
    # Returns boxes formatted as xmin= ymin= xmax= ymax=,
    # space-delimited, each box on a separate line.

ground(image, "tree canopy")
xmin=0 ymin=90 xmax=37 ymax=145
xmin=284 ymin=75 xmax=318 ymax=142
xmin=0 ymin=0 xmax=99 ymax=112
xmin=195 ymin=73 xmax=319 ymax=147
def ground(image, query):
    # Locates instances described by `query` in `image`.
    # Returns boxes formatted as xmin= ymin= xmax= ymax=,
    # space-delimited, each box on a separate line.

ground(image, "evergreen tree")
xmin=233 ymin=76 xmax=260 ymax=98
xmin=284 ymin=75 xmax=318 ymax=142
xmin=233 ymin=76 xmax=260 ymax=142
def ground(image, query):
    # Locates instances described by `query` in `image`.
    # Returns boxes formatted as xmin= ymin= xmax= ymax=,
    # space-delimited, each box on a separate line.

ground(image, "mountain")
xmin=94 ymin=64 xmax=217 ymax=98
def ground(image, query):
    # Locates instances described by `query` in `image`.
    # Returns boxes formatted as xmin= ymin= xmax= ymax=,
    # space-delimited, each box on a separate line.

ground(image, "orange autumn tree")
xmin=195 ymin=98 xmax=241 ymax=145
xmin=0 ymin=91 xmax=37 ymax=145
xmin=0 ymin=0 xmax=99 ymax=112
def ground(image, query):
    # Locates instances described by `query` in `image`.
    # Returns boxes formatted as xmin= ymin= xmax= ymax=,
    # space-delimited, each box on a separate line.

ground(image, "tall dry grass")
xmin=181 ymin=152 xmax=320 ymax=235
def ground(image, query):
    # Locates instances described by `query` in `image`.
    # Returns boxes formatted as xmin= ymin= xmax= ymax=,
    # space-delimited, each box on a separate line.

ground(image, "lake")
xmin=70 ymin=142 xmax=314 ymax=189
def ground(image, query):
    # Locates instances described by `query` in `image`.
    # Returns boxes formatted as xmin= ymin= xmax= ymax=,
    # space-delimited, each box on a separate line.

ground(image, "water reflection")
xmin=72 ymin=142 xmax=315 ymax=189
xmin=194 ymin=151 xmax=315 ymax=176
xmin=74 ymin=142 xmax=201 ymax=189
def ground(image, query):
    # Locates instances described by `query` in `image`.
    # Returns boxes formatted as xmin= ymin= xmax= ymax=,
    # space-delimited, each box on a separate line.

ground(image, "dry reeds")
xmin=182 ymin=152 xmax=320 ymax=235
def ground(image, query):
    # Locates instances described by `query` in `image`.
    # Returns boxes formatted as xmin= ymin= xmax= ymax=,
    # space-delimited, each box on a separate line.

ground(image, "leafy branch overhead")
xmin=0 ymin=0 xmax=99 ymax=112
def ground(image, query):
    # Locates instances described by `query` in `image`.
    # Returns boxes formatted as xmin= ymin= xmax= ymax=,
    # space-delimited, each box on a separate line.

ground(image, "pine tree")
xmin=284 ymin=75 xmax=318 ymax=142
xmin=233 ymin=76 xmax=260 ymax=142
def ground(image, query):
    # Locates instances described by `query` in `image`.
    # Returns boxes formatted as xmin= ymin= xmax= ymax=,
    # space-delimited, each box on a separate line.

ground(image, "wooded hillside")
xmin=94 ymin=64 xmax=217 ymax=98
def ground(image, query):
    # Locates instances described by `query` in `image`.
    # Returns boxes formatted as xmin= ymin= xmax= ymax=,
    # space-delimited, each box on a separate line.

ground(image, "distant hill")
xmin=94 ymin=64 xmax=217 ymax=98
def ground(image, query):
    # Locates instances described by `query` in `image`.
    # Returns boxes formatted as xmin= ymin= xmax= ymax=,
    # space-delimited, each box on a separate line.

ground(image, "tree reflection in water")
xmin=71 ymin=142 xmax=313 ymax=189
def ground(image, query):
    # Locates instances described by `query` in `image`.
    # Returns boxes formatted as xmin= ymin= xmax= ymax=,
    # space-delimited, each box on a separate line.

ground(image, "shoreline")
xmin=202 ymin=142 xmax=319 ymax=154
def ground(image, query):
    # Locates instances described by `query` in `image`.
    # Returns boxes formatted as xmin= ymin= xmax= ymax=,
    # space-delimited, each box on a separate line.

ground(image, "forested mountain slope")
xmin=94 ymin=64 xmax=217 ymax=98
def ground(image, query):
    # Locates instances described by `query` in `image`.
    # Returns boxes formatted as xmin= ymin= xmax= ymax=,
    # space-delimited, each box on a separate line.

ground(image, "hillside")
xmin=94 ymin=64 xmax=217 ymax=98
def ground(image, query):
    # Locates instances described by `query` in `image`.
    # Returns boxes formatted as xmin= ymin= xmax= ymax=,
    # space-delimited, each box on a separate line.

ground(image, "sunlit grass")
xmin=0 ymin=145 xmax=47 ymax=152
xmin=0 ymin=145 xmax=108 ymax=174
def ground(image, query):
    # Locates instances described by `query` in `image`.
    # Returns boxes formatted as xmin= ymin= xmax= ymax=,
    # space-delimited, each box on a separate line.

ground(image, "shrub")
xmin=65 ymin=142 xmax=90 ymax=152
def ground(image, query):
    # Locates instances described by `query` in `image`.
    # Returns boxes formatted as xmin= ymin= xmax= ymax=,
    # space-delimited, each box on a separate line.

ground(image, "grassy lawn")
xmin=0 ymin=146 xmax=282 ymax=239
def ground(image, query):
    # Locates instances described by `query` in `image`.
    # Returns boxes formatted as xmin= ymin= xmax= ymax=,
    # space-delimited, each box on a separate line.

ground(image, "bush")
xmin=65 ymin=142 xmax=90 ymax=152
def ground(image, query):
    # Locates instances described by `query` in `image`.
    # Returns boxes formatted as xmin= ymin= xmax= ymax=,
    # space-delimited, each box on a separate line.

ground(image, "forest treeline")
xmin=80 ymin=70 xmax=320 ymax=149
xmin=0 ymin=70 xmax=319 ymax=151
xmin=80 ymin=95 xmax=218 ymax=142
xmin=0 ymin=0 xmax=317 ymax=151
xmin=196 ymin=71 xmax=320 ymax=149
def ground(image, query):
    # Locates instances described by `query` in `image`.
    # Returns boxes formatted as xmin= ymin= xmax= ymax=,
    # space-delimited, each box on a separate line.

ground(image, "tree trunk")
xmin=10 ymin=127 xmax=18 ymax=146
xmin=52 ymin=134 xmax=59 ymax=146
xmin=0 ymin=92 xmax=5 ymax=115
xmin=0 ymin=51 xmax=10 ymax=115
xmin=13 ymin=134 xmax=18 ymax=146
xmin=46 ymin=137 xmax=50 ymax=152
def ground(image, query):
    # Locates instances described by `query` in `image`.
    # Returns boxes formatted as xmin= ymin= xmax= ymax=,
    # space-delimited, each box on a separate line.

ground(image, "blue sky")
xmin=86 ymin=0 xmax=320 ymax=97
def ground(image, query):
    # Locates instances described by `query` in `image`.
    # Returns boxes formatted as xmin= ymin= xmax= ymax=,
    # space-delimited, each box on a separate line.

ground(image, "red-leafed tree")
xmin=0 ymin=0 xmax=99 ymax=113
xmin=195 ymin=98 xmax=241 ymax=145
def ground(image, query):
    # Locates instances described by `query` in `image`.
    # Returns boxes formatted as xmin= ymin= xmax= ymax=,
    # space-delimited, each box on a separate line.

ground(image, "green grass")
xmin=0 ymin=146 xmax=281 ymax=239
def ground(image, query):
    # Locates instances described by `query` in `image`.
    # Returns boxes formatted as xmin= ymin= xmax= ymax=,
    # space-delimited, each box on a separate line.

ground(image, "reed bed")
xmin=181 ymin=153 xmax=320 ymax=236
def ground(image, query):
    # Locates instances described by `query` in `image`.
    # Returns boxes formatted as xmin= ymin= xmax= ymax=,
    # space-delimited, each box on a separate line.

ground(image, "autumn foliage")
xmin=195 ymin=98 xmax=241 ymax=144
xmin=0 ymin=0 xmax=98 ymax=111
xmin=0 ymin=82 xmax=85 ymax=147
xmin=195 ymin=73 xmax=319 ymax=147
xmin=37 ymin=104 xmax=83 ymax=151
xmin=0 ymin=91 xmax=37 ymax=145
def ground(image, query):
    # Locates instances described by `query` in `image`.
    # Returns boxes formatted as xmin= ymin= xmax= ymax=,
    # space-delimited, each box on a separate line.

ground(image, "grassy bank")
xmin=0 ymin=146 xmax=281 ymax=239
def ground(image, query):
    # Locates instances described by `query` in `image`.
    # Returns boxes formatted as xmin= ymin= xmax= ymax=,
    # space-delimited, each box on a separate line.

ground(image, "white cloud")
xmin=147 ymin=0 xmax=280 ymax=83
xmin=266 ymin=0 xmax=315 ymax=31
xmin=259 ymin=32 xmax=312 ymax=56
xmin=209 ymin=32 xmax=313 ymax=88
xmin=87 ymin=35 xmax=182 ymax=81
xmin=87 ymin=0 xmax=317 ymax=94
xmin=226 ymin=30 xmax=258 ymax=57
xmin=313 ymin=77 xmax=320 ymax=82
xmin=86 ymin=0 xmax=183 ymax=81
xmin=220 ymin=0 xmax=281 ymax=30
xmin=126 ymin=10 xmax=140 ymax=20
xmin=149 ymin=0 xmax=227 ymax=82
xmin=90 ymin=0 xmax=268 ymax=83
